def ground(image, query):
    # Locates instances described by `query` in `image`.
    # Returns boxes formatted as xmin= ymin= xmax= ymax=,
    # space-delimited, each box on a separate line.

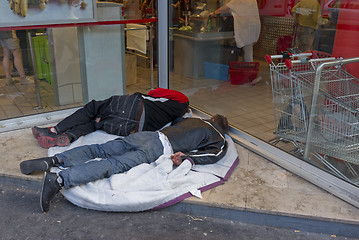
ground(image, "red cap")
xmin=147 ymin=88 xmax=189 ymax=103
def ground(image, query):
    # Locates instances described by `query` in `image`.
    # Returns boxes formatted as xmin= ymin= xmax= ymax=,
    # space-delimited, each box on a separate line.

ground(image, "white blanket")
xmin=48 ymin=131 xmax=239 ymax=212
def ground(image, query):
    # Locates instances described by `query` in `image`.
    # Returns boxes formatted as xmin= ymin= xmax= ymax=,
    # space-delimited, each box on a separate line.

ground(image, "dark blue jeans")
xmin=56 ymin=131 xmax=163 ymax=188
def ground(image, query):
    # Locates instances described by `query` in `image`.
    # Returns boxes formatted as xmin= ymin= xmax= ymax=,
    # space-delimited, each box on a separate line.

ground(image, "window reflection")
xmin=168 ymin=0 xmax=359 ymax=187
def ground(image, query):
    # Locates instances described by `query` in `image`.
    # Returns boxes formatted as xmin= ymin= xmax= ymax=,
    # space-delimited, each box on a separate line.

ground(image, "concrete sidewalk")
xmin=1 ymin=127 xmax=359 ymax=238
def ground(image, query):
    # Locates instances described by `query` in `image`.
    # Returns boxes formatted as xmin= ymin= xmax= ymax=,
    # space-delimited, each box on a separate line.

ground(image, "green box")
xmin=33 ymin=35 xmax=52 ymax=85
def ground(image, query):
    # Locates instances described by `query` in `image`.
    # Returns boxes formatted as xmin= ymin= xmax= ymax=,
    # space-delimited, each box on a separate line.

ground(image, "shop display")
xmin=0 ymin=0 xmax=95 ymax=27
xmin=9 ymin=0 xmax=88 ymax=17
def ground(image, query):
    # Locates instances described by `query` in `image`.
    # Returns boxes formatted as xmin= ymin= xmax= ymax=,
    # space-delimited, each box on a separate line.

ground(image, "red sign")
xmin=257 ymin=0 xmax=295 ymax=17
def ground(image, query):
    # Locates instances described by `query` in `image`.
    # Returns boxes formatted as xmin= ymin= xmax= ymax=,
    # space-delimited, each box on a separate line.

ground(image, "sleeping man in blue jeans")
xmin=19 ymin=115 xmax=229 ymax=212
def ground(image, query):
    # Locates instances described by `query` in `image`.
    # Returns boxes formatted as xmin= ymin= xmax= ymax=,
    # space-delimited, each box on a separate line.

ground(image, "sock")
xmin=46 ymin=156 xmax=61 ymax=167
xmin=56 ymin=175 xmax=64 ymax=187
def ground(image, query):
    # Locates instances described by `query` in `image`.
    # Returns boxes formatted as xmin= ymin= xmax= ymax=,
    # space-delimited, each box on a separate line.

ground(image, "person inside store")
xmin=31 ymin=88 xmax=190 ymax=149
xmin=209 ymin=0 xmax=261 ymax=62
xmin=20 ymin=114 xmax=229 ymax=212
xmin=291 ymin=0 xmax=322 ymax=52
xmin=0 ymin=30 xmax=30 ymax=85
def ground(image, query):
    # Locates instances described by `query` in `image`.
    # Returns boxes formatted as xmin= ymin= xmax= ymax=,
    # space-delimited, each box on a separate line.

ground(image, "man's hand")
xmin=209 ymin=12 xmax=216 ymax=18
xmin=171 ymin=152 xmax=185 ymax=166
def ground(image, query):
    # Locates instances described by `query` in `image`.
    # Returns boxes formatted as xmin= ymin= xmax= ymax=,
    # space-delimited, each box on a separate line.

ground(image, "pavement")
xmin=1 ymin=180 xmax=357 ymax=240
xmin=1 ymin=126 xmax=359 ymax=239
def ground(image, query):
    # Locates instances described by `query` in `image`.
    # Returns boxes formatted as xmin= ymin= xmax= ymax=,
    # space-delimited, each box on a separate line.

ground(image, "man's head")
xmin=210 ymin=114 xmax=229 ymax=134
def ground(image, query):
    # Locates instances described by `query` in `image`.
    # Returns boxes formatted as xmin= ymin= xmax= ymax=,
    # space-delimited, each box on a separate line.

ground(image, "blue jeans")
xmin=56 ymin=132 xmax=163 ymax=188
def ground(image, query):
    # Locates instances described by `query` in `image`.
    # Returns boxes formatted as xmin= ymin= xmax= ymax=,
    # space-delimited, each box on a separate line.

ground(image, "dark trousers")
xmin=55 ymin=95 xmax=141 ymax=140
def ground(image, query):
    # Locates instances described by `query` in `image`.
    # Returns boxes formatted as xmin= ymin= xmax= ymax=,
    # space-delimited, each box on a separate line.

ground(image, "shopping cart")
xmin=303 ymin=57 xmax=359 ymax=184
xmin=265 ymin=51 xmax=336 ymax=154
xmin=266 ymin=52 xmax=359 ymax=185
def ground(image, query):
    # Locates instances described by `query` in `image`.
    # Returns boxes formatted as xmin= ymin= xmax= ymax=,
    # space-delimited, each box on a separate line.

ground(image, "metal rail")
xmin=27 ymin=31 xmax=46 ymax=110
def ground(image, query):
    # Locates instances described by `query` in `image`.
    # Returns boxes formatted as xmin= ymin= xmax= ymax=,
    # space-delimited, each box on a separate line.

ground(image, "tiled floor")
xmin=127 ymin=59 xmax=276 ymax=143
xmin=0 ymin=75 xmax=81 ymax=120
xmin=1 ymin=58 xmax=359 ymax=227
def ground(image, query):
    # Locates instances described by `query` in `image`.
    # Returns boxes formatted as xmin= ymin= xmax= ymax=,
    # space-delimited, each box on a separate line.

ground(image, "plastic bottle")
xmin=207 ymin=17 xmax=212 ymax=32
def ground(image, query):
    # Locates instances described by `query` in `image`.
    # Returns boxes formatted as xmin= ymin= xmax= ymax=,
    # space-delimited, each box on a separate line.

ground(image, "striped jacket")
xmin=94 ymin=92 xmax=189 ymax=136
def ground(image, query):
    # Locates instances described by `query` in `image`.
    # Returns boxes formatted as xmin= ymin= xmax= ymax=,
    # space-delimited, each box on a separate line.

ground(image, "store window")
xmin=163 ymin=0 xmax=359 ymax=189
xmin=0 ymin=1 xmax=157 ymax=121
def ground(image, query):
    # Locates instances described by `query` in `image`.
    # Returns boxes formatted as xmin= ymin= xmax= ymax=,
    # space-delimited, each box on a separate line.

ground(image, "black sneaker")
xmin=37 ymin=134 xmax=71 ymax=149
xmin=19 ymin=157 xmax=55 ymax=175
xmin=32 ymin=126 xmax=54 ymax=139
xmin=40 ymin=172 xmax=62 ymax=212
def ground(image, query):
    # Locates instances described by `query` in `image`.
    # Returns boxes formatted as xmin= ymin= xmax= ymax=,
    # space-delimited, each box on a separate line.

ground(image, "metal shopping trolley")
xmin=303 ymin=57 xmax=359 ymax=185
xmin=266 ymin=52 xmax=359 ymax=185
xmin=265 ymin=51 xmax=336 ymax=155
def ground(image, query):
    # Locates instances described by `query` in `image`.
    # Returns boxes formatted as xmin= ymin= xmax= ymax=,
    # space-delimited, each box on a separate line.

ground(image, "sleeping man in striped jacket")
xmin=31 ymin=88 xmax=189 ymax=149
xmin=20 ymin=114 xmax=229 ymax=212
